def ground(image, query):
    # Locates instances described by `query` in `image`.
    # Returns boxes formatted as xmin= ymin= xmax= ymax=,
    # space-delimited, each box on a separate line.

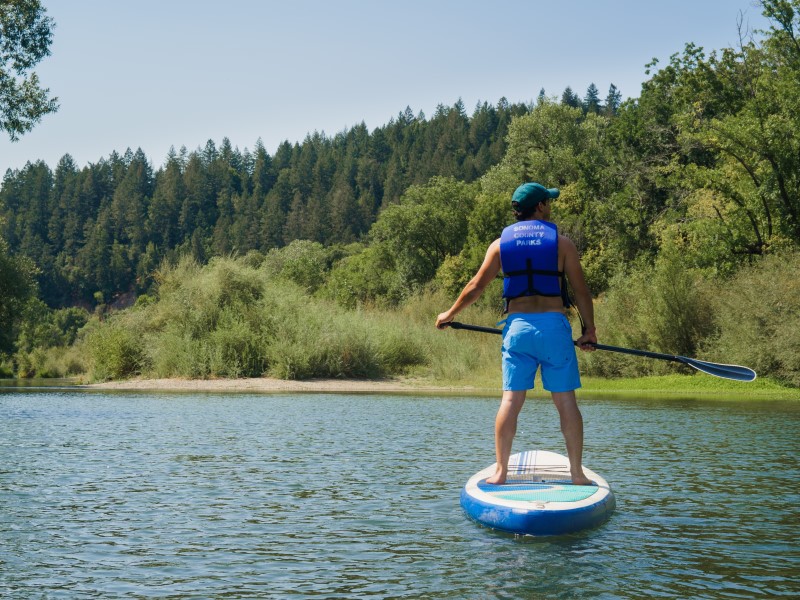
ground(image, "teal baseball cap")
xmin=511 ymin=182 xmax=560 ymax=209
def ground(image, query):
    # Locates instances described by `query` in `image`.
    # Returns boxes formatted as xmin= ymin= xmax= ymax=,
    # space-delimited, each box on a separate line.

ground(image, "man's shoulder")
xmin=557 ymin=232 xmax=576 ymax=246
xmin=558 ymin=234 xmax=579 ymax=258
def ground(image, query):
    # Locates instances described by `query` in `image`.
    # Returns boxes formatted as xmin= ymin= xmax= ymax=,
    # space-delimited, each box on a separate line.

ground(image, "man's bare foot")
xmin=485 ymin=471 xmax=506 ymax=485
xmin=571 ymin=472 xmax=595 ymax=486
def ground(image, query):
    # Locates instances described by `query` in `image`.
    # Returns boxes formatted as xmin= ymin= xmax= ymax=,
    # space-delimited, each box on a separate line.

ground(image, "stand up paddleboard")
xmin=461 ymin=450 xmax=615 ymax=536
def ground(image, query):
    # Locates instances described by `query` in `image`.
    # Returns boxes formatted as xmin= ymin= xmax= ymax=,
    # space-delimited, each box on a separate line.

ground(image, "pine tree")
xmin=252 ymin=139 xmax=276 ymax=195
xmin=148 ymin=153 xmax=185 ymax=249
xmin=212 ymin=190 xmax=235 ymax=255
xmin=561 ymin=87 xmax=581 ymax=108
xmin=605 ymin=83 xmax=622 ymax=116
xmin=584 ymin=83 xmax=601 ymax=114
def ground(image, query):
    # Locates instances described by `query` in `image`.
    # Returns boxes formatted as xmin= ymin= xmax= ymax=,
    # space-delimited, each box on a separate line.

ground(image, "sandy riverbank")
xmin=84 ymin=375 xmax=799 ymax=400
xmin=88 ymin=377 xmax=496 ymax=395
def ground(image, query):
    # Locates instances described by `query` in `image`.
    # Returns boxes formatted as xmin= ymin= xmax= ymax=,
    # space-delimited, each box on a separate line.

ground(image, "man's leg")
xmin=551 ymin=391 xmax=593 ymax=485
xmin=485 ymin=389 xmax=527 ymax=485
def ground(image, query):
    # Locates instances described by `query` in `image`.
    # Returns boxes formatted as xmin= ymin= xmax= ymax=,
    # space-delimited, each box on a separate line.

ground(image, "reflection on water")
xmin=1 ymin=391 xmax=798 ymax=598
xmin=0 ymin=378 xmax=80 ymax=388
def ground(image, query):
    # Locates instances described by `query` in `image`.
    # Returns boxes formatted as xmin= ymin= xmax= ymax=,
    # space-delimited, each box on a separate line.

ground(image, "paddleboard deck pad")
xmin=461 ymin=450 xmax=615 ymax=536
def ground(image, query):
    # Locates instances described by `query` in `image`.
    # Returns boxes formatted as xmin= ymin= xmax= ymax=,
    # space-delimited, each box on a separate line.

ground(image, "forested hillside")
xmin=1 ymin=0 xmax=799 ymax=387
xmin=0 ymin=99 xmax=532 ymax=307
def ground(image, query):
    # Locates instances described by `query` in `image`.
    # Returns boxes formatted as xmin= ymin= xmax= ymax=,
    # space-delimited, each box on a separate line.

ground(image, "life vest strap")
xmin=503 ymin=269 xmax=564 ymax=277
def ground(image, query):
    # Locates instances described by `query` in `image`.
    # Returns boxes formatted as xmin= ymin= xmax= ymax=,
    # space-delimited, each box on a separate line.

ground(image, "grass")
xmin=577 ymin=374 xmax=799 ymax=400
xmin=395 ymin=373 xmax=799 ymax=400
xmin=392 ymin=362 xmax=799 ymax=401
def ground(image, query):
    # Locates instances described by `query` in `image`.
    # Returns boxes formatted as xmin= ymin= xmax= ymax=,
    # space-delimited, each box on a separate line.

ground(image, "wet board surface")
xmin=461 ymin=449 xmax=615 ymax=536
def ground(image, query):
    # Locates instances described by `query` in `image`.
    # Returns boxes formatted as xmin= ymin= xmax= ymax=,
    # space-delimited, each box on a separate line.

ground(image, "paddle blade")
xmin=681 ymin=357 xmax=757 ymax=382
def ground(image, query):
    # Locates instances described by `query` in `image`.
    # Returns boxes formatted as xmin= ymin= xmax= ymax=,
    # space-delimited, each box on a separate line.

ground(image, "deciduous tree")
xmin=0 ymin=0 xmax=58 ymax=140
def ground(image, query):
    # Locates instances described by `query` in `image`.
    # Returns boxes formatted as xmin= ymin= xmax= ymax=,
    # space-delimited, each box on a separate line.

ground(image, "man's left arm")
xmin=562 ymin=237 xmax=597 ymax=350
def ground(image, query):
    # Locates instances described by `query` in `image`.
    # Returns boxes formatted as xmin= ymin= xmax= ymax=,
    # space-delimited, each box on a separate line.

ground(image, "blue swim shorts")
xmin=501 ymin=312 xmax=581 ymax=393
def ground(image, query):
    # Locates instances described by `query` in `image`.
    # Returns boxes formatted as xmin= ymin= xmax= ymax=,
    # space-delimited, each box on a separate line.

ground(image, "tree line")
xmin=0 ymin=82 xmax=616 ymax=309
xmin=0 ymin=98 xmax=532 ymax=307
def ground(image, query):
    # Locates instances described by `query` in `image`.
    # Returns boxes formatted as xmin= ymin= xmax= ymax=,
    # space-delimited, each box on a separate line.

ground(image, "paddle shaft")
xmin=444 ymin=321 xmax=756 ymax=381
xmin=446 ymin=322 xmax=503 ymax=335
xmin=449 ymin=321 xmax=694 ymax=359
xmin=590 ymin=343 xmax=686 ymax=363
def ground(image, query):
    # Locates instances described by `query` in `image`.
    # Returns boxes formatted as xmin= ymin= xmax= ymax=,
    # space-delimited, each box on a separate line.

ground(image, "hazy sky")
xmin=0 ymin=0 xmax=770 ymax=173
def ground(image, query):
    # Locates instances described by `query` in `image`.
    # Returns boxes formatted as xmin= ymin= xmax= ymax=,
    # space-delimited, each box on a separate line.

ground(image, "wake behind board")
xmin=461 ymin=450 xmax=615 ymax=536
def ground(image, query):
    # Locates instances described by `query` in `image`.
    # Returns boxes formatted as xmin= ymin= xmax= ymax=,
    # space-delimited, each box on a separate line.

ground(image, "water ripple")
xmin=1 ymin=392 xmax=798 ymax=598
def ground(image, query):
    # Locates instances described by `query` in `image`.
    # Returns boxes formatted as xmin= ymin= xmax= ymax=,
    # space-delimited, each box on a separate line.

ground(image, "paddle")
xmin=444 ymin=321 xmax=757 ymax=382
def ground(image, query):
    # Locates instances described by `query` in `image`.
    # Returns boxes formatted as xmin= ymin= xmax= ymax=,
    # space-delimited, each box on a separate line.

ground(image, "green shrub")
xmin=393 ymin=290 xmax=503 ymax=384
xmin=376 ymin=329 xmax=427 ymax=373
xmin=581 ymin=249 xmax=715 ymax=378
xmin=151 ymin=255 xmax=264 ymax=336
xmin=319 ymin=244 xmax=404 ymax=308
xmin=15 ymin=300 xmax=90 ymax=353
xmin=261 ymin=240 xmax=331 ymax=294
xmin=17 ymin=348 xmax=50 ymax=378
xmin=148 ymin=332 xmax=206 ymax=379
xmin=703 ymin=250 xmax=800 ymax=386
xmin=0 ymin=358 xmax=14 ymax=378
xmin=14 ymin=345 xmax=87 ymax=378
xmin=205 ymin=310 xmax=268 ymax=378
xmin=85 ymin=321 xmax=146 ymax=381
xmin=265 ymin=307 xmax=382 ymax=379
xmin=74 ymin=255 xmax=506 ymax=384
xmin=144 ymin=257 xmax=276 ymax=378
xmin=60 ymin=346 xmax=87 ymax=376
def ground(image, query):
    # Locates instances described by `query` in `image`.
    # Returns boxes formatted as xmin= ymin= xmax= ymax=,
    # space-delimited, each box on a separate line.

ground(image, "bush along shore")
xmin=3 ymin=252 xmax=798 ymax=400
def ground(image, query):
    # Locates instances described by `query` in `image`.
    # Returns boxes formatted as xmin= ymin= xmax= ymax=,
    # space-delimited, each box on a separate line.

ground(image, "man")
xmin=435 ymin=182 xmax=597 ymax=485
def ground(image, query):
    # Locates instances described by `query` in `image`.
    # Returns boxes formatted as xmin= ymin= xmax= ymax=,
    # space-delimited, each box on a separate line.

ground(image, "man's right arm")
xmin=435 ymin=240 xmax=501 ymax=329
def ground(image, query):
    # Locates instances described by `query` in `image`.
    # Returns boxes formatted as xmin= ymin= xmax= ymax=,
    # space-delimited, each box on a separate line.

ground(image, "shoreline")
xmin=2 ymin=372 xmax=793 ymax=399
xmin=81 ymin=375 xmax=799 ymax=400
xmin=86 ymin=376 xmax=495 ymax=395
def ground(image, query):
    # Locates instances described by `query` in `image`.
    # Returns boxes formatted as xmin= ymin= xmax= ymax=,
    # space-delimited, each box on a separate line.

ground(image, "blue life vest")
xmin=499 ymin=220 xmax=570 ymax=307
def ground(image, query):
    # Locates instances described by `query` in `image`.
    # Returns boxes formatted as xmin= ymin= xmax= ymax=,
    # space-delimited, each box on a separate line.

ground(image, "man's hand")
xmin=435 ymin=312 xmax=454 ymax=329
xmin=576 ymin=327 xmax=597 ymax=351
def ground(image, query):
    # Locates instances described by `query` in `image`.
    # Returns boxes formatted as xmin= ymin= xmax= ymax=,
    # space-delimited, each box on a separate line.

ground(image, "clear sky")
xmin=0 ymin=0 xmax=770 ymax=174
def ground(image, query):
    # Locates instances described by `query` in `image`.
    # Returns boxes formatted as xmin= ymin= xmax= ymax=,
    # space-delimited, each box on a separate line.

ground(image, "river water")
xmin=1 ymin=390 xmax=798 ymax=599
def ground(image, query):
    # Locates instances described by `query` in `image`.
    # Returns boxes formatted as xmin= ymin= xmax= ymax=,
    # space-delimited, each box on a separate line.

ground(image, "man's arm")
xmin=436 ymin=240 xmax=501 ymax=328
xmin=561 ymin=236 xmax=597 ymax=350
